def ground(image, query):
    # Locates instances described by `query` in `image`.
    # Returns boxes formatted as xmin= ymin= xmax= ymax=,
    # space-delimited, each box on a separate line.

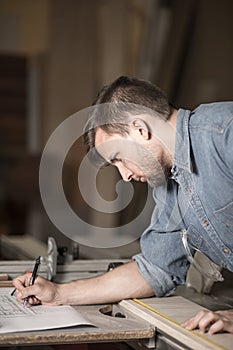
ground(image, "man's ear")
xmin=131 ymin=119 xmax=151 ymax=140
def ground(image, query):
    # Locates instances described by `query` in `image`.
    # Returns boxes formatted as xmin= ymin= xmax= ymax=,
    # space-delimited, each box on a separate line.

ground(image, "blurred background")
xmin=0 ymin=0 xmax=233 ymax=261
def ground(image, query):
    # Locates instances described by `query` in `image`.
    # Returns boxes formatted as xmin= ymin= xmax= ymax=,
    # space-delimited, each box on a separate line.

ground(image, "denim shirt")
xmin=133 ymin=102 xmax=233 ymax=297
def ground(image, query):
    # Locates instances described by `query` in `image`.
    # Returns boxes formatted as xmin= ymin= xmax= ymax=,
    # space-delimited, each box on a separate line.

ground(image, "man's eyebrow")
xmin=88 ymin=147 xmax=109 ymax=168
xmin=108 ymin=152 xmax=119 ymax=162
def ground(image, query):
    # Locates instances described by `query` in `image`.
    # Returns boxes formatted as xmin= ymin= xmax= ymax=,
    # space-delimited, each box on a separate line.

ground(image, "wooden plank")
xmin=0 ymin=280 xmax=14 ymax=287
xmin=0 ymin=259 xmax=129 ymax=282
xmin=120 ymin=297 xmax=233 ymax=350
xmin=0 ymin=259 xmax=129 ymax=273
xmin=0 ymin=260 xmax=48 ymax=280
xmin=56 ymin=259 xmax=130 ymax=273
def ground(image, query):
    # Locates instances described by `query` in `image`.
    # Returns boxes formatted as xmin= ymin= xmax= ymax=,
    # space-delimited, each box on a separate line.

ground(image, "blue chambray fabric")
xmin=133 ymin=102 xmax=233 ymax=297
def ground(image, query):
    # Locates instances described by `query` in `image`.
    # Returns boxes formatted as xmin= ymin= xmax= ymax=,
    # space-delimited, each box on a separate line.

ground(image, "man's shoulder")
xmin=190 ymin=102 xmax=233 ymax=130
xmin=193 ymin=101 xmax=233 ymax=115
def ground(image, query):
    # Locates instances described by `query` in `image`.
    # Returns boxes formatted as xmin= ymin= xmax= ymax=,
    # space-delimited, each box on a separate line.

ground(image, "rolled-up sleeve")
xmin=133 ymin=252 xmax=176 ymax=297
xmin=133 ymin=229 xmax=189 ymax=297
xmin=132 ymin=180 xmax=191 ymax=297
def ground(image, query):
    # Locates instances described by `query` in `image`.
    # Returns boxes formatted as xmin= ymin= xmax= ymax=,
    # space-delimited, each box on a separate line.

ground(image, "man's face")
xmin=95 ymin=125 xmax=171 ymax=188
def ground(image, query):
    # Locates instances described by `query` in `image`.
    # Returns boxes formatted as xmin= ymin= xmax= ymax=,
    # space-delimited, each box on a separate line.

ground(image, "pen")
xmin=23 ymin=256 xmax=41 ymax=307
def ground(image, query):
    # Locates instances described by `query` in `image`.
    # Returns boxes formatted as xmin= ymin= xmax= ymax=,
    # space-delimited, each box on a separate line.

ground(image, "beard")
xmin=135 ymin=142 xmax=171 ymax=188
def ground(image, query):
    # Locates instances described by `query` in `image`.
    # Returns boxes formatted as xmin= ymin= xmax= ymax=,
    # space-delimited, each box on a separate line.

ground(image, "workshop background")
xmin=0 ymin=0 xmax=232 ymax=282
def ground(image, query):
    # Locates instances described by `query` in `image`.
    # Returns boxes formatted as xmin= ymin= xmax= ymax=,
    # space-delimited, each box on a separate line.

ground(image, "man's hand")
xmin=180 ymin=309 xmax=233 ymax=334
xmin=13 ymin=273 xmax=61 ymax=306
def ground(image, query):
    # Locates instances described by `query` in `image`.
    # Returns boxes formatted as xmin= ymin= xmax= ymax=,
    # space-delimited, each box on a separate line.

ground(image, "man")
xmin=13 ymin=76 xmax=233 ymax=334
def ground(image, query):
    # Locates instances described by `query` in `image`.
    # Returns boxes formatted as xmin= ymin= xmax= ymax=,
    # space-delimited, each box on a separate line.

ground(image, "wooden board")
xmin=120 ymin=297 xmax=233 ymax=350
xmin=0 ymin=259 xmax=129 ymax=282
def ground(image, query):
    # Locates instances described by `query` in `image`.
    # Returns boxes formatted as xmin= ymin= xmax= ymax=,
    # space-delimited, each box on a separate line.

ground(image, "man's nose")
xmin=117 ymin=164 xmax=133 ymax=182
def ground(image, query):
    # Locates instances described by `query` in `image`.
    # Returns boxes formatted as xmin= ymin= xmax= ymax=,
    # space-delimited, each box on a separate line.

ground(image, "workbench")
xmin=0 ymin=259 xmax=233 ymax=350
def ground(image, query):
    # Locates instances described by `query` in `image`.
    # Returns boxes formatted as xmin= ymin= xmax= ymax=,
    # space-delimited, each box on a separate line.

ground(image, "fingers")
xmin=13 ymin=272 xmax=31 ymax=291
xmin=181 ymin=309 xmax=233 ymax=334
xmin=13 ymin=275 xmax=59 ymax=306
xmin=12 ymin=273 xmax=31 ymax=301
xmin=207 ymin=319 xmax=224 ymax=334
xmin=27 ymin=296 xmax=41 ymax=305
xmin=181 ymin=310 xmax=210 ymax=331
xmin=18 ymin=283 xmax=39 ymax=300
xmin=12 ymin=274 xmax=45 ymax=305
xmin=213 ymin=310 xmax=233 ymax=334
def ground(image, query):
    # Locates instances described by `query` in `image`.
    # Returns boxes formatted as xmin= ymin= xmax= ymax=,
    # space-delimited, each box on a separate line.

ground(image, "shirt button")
xmin=223 ymin=248 xmax=229 ymax=254
xmin=203 ymin=220 xmax=209 ymax=227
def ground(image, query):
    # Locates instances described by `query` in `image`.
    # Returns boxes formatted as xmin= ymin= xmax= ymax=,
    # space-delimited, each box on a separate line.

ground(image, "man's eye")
xmin=111 ymin=158 xmax=122 ymax=164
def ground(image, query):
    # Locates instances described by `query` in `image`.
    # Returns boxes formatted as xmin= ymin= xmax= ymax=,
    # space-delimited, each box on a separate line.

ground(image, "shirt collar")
xmin=172 ymin=108 xmax=193 ymax=173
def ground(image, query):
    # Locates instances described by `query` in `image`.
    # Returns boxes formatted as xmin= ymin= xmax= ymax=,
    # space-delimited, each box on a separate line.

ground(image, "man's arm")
xmin=13 ymin=261 xmax=154 ymax=306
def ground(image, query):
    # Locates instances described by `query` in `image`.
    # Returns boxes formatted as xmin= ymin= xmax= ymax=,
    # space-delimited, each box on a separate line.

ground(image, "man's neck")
xmin=168 ymin=108 xmax=178 ymax=129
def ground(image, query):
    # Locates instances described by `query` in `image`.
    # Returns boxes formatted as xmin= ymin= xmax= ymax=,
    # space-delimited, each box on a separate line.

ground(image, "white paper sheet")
xmin=0 ymin=288 xmax=95 ymax=334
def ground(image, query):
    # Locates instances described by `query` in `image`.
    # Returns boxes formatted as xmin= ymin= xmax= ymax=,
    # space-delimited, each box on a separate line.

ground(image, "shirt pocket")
xmin=186 ymin=225 xmax=204 ymax=250
xmin=214 ymin=201 xmax=233 ymax=227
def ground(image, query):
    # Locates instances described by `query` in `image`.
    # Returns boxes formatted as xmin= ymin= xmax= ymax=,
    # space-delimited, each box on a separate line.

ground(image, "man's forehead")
xmin=95 ymin=127 xmax=124 ymax=147
xmin=95 ymin=130 xmax=121 ymax=160
xmin=95 ymin=133 xmax=143 ymax=167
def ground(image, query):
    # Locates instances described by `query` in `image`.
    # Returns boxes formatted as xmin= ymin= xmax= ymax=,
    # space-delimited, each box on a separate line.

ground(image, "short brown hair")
xmin=84 ymin=76 xmax=172 ymax=152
